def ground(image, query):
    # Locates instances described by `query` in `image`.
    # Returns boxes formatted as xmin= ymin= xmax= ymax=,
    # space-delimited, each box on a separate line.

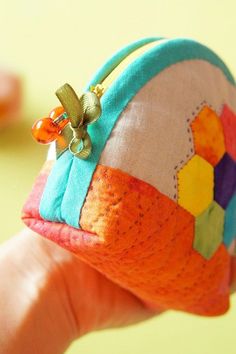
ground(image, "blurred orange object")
xmin=0 ymin=70 xmax=21 ymax=129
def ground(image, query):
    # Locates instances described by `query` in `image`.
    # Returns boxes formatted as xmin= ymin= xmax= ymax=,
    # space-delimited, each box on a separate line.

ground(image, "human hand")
xmin=0 ymin=228 xmax=158 ymax=354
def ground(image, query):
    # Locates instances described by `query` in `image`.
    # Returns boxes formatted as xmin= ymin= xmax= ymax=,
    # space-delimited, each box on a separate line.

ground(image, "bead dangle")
xmin=31 ymin=83 xmax=104 ymax=159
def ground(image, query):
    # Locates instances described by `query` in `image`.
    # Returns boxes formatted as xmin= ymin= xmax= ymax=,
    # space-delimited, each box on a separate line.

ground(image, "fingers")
xmin=1 ymin=229 xmax=140 ymax=352
xmin=54 ymin=254 xmax=159 ymax=336
xmin=0 ymin=229 xmax=76 ymax=354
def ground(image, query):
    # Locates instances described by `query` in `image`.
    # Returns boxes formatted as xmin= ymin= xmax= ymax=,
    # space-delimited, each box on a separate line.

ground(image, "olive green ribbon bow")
xmin=55 ymin=83 xmax=104 ymax=159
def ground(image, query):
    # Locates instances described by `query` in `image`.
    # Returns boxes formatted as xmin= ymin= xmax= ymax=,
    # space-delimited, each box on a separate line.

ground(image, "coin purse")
xmin=22 ymin=37 xmax=236 ymax=316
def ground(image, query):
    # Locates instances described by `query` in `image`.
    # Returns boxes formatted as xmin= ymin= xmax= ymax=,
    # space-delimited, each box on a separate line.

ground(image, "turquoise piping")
xmin=39 ymin=37 xmax=236 ymax=228
xmin=86 ymin=36 xmax=163 ymax=88
xmin=223 ymin=193 xmax=236 ymax=246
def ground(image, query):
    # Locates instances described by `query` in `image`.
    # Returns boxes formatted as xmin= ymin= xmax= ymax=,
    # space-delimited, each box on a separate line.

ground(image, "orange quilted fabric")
xmin=22 ymin=161 xmax=231 ymax=316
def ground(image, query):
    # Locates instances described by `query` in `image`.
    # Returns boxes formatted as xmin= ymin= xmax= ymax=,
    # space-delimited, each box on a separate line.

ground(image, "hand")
xmin=0 ymin=228 xmax=158 ymax=354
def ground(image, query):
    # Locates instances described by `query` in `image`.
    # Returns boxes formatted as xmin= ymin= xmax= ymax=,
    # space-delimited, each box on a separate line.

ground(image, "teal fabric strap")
xmin=223 ymin=193 xmax=236 ymax=246
xmin=39 ymin=37 xmax=236 ymax=229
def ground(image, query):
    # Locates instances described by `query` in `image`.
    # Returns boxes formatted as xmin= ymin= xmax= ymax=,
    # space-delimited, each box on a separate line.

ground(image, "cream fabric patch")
xmin=98 ymin=60 xmax=236 ymax=201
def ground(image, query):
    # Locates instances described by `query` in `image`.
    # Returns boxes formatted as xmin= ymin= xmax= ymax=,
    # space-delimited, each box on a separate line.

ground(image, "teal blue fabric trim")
xmin=40 ymin=150 xmax=73 ymax=223
xmin=86 ymin=37 xmax=163 ymax=88
xmin=40 ymin=37 xmax=236 ymax=228
xmin=223 ymin=193 xmax=236 ymax=247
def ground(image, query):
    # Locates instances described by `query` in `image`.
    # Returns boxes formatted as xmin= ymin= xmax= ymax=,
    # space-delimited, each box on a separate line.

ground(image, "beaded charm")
xmin=31 ymin=83 xmax=104 ymax=159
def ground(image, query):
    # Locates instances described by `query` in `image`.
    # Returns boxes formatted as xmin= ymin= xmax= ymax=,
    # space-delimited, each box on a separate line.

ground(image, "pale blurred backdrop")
xmin=0 ymin=0 xmax=236 ymax=353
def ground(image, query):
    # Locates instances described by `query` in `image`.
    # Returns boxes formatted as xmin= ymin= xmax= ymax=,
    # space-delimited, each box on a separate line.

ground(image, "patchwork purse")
xmin=22 ymin=37 xmax=236 ymax=316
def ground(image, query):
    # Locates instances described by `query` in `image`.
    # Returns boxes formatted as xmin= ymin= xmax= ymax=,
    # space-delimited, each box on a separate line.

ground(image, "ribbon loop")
xmin=55 ymin=83 xmax=103 ymax=159
xmin=69 ymin=130 xmax=92 ymax=159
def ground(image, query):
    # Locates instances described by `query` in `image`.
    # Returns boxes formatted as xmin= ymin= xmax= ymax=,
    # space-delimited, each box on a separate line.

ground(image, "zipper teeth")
xmin=100 ymin=39 xmax=168 ymax=93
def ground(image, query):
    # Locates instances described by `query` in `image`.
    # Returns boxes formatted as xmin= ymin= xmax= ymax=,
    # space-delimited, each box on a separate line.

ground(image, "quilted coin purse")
xmin=22 ymin=37 xmax=236 ymax=316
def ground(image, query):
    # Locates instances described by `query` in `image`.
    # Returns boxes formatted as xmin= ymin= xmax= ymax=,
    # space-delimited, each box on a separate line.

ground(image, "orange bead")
xmin=49 ymin=106 xmax=64 ymax=119
xmin=31 ymin=117 xmax=61 ymax=144
xmin=49 ymin=106 xmax=69 ymax=129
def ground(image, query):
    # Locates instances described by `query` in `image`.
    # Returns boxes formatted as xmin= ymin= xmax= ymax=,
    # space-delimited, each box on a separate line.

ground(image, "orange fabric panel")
xmin=80 ymin=165 xmax=230 ymax=315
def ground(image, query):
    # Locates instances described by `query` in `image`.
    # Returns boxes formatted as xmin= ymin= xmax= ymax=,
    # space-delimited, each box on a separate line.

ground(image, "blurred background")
xmin=0 ymin=0 xmax=236 ymax=353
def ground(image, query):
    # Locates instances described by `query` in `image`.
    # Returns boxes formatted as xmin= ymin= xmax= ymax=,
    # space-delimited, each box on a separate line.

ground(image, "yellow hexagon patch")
xmin=177 ymin=154 xmax=214 ymax=216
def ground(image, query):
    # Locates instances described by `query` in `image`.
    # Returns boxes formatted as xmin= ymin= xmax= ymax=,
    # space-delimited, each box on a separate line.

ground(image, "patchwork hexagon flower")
xmin=178 ymin=104 xmax=236 ymax=260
